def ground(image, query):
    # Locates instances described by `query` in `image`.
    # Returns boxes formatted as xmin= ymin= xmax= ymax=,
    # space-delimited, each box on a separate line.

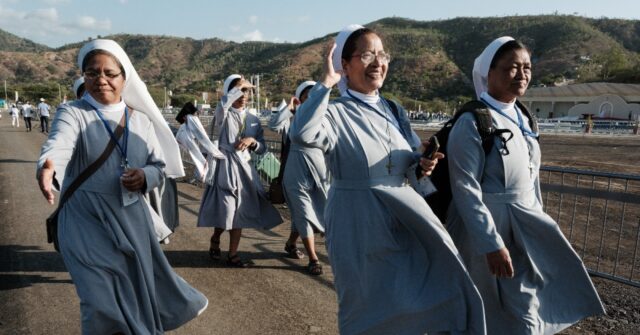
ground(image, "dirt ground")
xmin=0 ymin=114 xmax=638 ymax=334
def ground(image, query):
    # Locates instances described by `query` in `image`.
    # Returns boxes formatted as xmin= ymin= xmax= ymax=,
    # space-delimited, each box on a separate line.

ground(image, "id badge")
xmin=407 ymin=163 xmax=437 ymax=197
xmin=121 ymin=182 xmax=139 ymax=207
xmin=120 ymin=164 xmax=138 ymax=207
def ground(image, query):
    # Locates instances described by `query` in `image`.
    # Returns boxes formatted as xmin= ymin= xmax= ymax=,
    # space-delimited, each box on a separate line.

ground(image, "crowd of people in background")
xmin=28 ymin=21 xmax=606 ymax=334
xmin=5 ymin=98 xmax=52 ymax=132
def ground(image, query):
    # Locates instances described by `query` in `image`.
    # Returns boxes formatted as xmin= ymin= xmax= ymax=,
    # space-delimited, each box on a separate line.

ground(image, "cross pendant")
xmin=386 ymin=160 xmax=394 ymax=174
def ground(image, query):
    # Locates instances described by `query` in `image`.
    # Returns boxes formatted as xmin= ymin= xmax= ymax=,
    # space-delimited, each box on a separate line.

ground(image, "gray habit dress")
xmin=290 ymin=84 xmax=486 ymax=335
xmin=37 ymin=99 xmax=207 ymax=334
xmin=197 ymin=98 xmax=282 ymax=230
xmin=269 ymin=106 xmax=328 ymax=238
xmin=446 ymin=93 xmax=605 ymax=334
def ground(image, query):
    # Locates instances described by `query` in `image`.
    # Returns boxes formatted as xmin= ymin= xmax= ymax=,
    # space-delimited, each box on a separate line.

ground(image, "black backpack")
xmin=424 ymin=99 xmax=538 ymax=223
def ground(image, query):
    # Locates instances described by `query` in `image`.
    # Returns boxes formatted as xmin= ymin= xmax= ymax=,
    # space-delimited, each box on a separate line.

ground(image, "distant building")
xmin=520 ymin=83 xmax=640 ymax=120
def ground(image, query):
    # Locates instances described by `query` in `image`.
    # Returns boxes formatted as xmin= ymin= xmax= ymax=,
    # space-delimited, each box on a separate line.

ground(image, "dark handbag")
xmin=268 ymin=177 xmax=286 ymax=204
xmin=268 ymin=132 xmax=291 ymax=204
xmin=45 ymin=110 xmax=130 ymax=252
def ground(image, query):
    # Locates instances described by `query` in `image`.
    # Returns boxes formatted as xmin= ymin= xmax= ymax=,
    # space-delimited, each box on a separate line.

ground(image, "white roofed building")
xmin=520 ymin=83 xmax=640 ymax=120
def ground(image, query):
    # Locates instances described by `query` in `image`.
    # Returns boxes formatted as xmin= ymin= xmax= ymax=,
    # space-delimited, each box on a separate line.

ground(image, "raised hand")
xmin=321 ymin=42 xmax=342 ymax=88
xmin=38 ymin=158 xmax=56 ymax=205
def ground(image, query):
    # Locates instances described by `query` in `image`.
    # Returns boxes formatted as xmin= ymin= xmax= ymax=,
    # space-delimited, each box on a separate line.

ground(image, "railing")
xmin=540 ymin=166 xmax=640 ymax=287
xmin=169 ymin=113 xmax=640 ymax=287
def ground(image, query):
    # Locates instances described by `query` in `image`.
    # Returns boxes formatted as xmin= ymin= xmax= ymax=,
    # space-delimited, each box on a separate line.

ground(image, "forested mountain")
xmin=2 ymin=15 xmax=639 ymax=110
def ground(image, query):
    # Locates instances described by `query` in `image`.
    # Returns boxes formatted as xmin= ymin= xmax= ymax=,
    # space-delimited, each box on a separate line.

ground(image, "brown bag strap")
xmin=57 ymin=109 xmax=133 ymax=207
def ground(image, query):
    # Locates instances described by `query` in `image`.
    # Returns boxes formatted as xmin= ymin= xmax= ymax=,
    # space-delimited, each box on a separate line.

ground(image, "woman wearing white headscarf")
xmin=446 ymin=36 xmax=604 ymax=334
xmin=36 ymin=39 xmax=207 ymax=333
xmin=197 ymin=74 xmax=282 ymax=267
xmin=175 ymin=101 xmax=225 ymax=182
xmin=289 ymin=25 xmax=486 ymax=334
xmin=269 ymin=80 xmax=328 ymax=275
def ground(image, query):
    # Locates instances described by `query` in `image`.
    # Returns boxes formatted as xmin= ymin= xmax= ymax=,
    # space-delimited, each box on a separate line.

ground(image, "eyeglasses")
xmin=84 ymin=70 xmax=123 ymax=80
xmin=351 ymin=51 xmax=391 ymax=65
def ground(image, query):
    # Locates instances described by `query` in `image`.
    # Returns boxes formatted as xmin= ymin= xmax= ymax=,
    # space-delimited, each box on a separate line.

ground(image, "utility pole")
xmin=164 ymin=87 xmax=167 ymax=110
xmin=4 ymin=80 xmax=7 ymax=102
xmin=256 ymin=74 xmax=260 ymax=115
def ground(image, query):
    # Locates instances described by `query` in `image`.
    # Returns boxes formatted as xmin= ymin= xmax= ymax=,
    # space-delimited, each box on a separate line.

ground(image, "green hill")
xmin=2 ymin=15 xmax=640 ymax=110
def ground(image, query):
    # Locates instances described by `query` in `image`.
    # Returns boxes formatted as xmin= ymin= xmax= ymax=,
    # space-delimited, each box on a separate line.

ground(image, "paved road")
xmin=2 ymin=113 xmax=638 ymax=334
xmin=0 ymin=115 xmax=339 ymax=334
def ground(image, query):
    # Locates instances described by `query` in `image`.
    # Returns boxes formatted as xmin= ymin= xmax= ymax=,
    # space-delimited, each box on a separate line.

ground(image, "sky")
xmin=0 ymin=0 xmax=639 ymax=48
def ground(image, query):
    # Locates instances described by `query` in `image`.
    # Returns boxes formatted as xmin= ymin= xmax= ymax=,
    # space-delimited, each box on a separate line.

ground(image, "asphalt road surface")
xmin=0 ymin=115 xmax=338 ymax=334
xmin=1 ymin=113 xmax=639 ymax=334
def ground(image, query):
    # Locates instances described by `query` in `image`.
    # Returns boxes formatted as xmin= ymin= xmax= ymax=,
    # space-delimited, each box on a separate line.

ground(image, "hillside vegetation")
xmin=1 ymin=15 xmax=639 ymax=111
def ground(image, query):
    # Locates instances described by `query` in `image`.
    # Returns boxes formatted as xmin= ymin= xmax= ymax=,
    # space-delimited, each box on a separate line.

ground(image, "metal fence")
xmin=540 ymin=166 xmax=640 ymax=287
xmin=170 ymin=113 xmax=640 ymax=287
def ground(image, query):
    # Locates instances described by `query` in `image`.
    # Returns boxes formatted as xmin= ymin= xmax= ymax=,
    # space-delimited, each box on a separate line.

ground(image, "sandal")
xmin=226 ymin=254 xmax=250 ymax=268
xmin=284 ymin=243 xmax=305 ymax=259
xmin=308 ymin=259 xmax=323 ymax=276
xmin=209 ymin=239 xmax=221 ymax=261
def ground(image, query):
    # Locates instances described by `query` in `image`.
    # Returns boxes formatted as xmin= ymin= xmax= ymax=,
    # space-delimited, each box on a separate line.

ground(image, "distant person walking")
xmin=9 ymin=104 xmax=20 ymax=128
xmin=269 ymin=80 xmax=328 ymax=275
xmin=21 ymin=101 xmax=34 ymax=132
xmin=175 ymin=101 xmax=225 ymax=183
xmin=36 ymin=39 xmax=207 ymax=333
xmin=37 ymin=98 xmax=51 ymax=133
xmin=197 ymin=74 xmax=282 ymax=267
xmin=446 ymin=36 xmax=605 ymax=334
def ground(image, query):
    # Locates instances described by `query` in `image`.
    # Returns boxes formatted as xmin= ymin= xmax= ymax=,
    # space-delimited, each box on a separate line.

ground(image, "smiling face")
xmin=83 ymin=52 xmax=125 ymax=105
xmin=342 ymin=32 xmax=388 ymax=95
xmin=487 ymin=48 xmax=531 ymax=103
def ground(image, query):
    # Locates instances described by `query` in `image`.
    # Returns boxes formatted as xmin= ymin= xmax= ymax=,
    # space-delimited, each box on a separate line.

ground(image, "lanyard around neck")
xmin=346 ymin=90 xmax=401 ymax=132
xmin=480 ymin=98 xmax=538 ymax=138
xmin=93 ymin=106 xmax=130 ymax=165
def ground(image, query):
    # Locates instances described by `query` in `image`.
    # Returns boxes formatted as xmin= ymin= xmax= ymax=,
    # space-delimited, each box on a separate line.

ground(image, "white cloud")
xmin=0 ymin=5 xmax=111 ymax=45
xmin=28 ymin=7 xmax=58 ymax=21
xmin=42 ymin=0 xmax=71 ymax=4
xmin=229 ymin=25 xmax=241 ymax=32
xmin=243 ymin=30 xmax=263 ymax=42
xmin=248 ymin=15 xmax=258 ymax=24
xmin=0 ymin=5 xmax=25 ymax=20
xmin=296 ymin=15 xmax=310 ymax=23
xmin=76 ymin=15 xmax=112 ymax=30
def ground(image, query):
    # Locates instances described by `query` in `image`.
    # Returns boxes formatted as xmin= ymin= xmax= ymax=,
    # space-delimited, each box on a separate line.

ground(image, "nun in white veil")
xmin=37 ymin=39 xmax=207 ymax=334
xmin=197 ymin=74 xmax=282 ymax=268
xmin=289 ymin=25 xmax=486 ymax=334
xmin=446 ymin=36 xmax=604 ymax=334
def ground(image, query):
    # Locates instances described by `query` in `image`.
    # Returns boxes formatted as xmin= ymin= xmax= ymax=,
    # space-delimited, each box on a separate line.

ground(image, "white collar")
xmin=481 ymin=92 xmax=515 ymax=111
xmin=83 ymin=93 xmax=126 ymax=113
xmin=345 ymin=89 xmax=380 ymax=104
xmin=230 ymin=106 xmax=246 ymax=117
